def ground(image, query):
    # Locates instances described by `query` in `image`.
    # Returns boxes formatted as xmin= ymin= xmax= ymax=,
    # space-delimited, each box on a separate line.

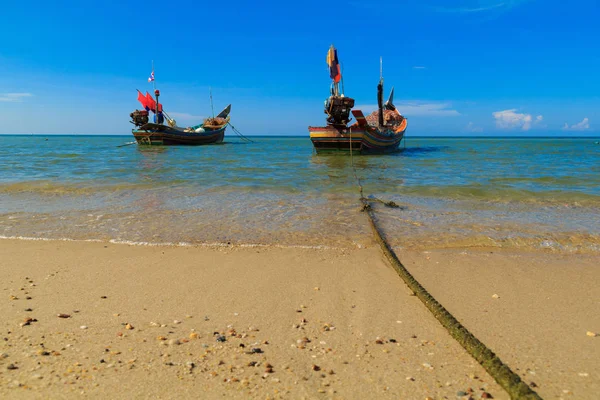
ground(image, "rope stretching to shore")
xmin=347 ymin=135 xmax=542 ymax=400
xmin=227 ymin=122 xmax=254 ymax=143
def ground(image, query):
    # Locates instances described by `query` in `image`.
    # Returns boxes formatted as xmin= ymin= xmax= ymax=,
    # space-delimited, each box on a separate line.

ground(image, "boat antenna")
xmin=152 ymin=60 xmax=156 ymax=91
xmin=377 ymin=56 xmax=384 ymax=127
xmin=341 ymin=62 xmax=345 ymax=96
xmin=209 ymin=87 xmax=215 ymax=118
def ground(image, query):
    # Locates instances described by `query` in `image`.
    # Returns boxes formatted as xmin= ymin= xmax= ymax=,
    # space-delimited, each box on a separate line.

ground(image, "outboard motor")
xmin=130 ymin=110 xmax=149 ymax=127
xmin=325 ymin=95 xmax=355 ymax=126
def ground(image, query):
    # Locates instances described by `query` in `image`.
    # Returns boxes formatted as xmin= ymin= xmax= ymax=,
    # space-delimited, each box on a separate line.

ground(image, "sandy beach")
xmin=1 ymin=239 xmax=597 ymax=399
xmin=401 ymin=249 xmax=600 ymax=399
xmin=1 ymin=238 xmax=508 ymax=399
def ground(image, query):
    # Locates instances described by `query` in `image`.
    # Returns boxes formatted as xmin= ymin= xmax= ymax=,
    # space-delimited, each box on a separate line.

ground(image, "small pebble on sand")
xmin=586 ymin=331 xmax=597 ymax=337
xmin=80 ymin=326 xmax=88 ymax=330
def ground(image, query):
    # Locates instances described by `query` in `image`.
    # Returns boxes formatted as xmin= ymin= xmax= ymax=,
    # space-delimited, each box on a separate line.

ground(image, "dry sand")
xmin=0 ymin=239 xmax=506 ymax=399
xmin=2 ymin=239 xmax=598 ymax=399
xmin=402 ymin=249 xmax=600 ymax=399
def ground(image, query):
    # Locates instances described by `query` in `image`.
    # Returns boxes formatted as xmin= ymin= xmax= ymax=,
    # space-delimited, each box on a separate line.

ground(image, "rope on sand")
xmin=346 ymin=137 xmax=542 ymax=399
xmin=361 ymin=202 xmax=542 ymax=399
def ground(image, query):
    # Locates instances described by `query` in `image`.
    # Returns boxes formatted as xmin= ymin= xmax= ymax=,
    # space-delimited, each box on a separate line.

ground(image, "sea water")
xmin=1 ymin=135 xmax=598 ymax=253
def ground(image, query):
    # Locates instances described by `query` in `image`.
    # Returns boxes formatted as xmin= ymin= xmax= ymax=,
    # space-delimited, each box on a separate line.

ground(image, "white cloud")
xmin=434 ymin=0 xmax=530 ymax=13
xmin=0 ymin=93 xmax=33 ymax=102
xmin=356 ymin=101 xmax=460 ymax=117
xmin=413 ymin=66 xmax=426 ymax=70
xmin=465 ymin=122 xmax=483 ymax=133
xmin=492 ymin=109 xmax=543 ymax=131
xmin=436 ymin=3 xmax=505 ymax=13
xmin=562 ymin=118 xmax=590 ymax=131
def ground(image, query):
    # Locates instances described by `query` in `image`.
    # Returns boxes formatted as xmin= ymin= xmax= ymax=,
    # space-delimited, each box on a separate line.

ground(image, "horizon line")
xmin=2 ymin=133 xmax=599 ymax=139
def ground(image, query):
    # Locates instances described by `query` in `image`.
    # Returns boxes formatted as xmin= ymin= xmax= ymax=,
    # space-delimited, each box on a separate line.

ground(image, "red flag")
xmin=145 ymin=92 xmax=156 ymax=111
xmin=145 ymin=92 xmax=163 ymax=113
xmin=137 ymin=90 xmax=149 ymax=109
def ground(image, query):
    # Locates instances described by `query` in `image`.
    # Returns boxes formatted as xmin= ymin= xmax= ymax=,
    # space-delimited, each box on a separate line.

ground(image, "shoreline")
xmin=3 ymin=231 xmax=600 ymax=256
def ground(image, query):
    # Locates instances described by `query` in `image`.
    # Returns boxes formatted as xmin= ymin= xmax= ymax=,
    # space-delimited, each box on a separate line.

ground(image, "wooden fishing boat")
xmin=308 ymin=46 xmax=407 ymax=154
xmin=131 ymin=103 xmax=231 ymax=146
xmin=130 ymin=70 xmax=231 ymax=146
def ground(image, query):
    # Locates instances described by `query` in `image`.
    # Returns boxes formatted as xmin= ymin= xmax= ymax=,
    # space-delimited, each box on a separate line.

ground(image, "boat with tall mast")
xmin=129 ymin=64 xmax=231 ymax=146
xmin=308 ymin=46 xmax=407 ymax=154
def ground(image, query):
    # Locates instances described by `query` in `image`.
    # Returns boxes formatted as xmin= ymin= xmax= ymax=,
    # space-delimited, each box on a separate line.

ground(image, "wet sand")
xmin=402 ymin=249 xmax=600 ymax=399
xmin=0 ymin=239 xmax=506 ymax=399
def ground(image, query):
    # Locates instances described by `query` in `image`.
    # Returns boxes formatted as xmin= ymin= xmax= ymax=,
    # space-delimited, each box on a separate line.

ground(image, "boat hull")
xmin=132 ymin=124 xmax=226 ymax=146
xmin=309 ymin=124 xmax=406 ymax=154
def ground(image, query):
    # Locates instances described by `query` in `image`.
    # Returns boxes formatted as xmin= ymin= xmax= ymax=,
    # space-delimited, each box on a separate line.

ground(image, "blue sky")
xmin=1 ymin=0 xmax=598 ymax=136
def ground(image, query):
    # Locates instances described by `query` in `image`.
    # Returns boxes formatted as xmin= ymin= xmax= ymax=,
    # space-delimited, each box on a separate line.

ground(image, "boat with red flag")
xmin=129 ymin=68 xmax=231 ymax=145
xmin=308 ymin=46 xmax=407 ymax=154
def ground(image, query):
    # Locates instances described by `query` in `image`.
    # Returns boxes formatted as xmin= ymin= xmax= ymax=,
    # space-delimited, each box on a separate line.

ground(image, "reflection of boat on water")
xmin=310 ymin=151 xmax=371 ymax=171
xmin=309 ymin=46 xmax=407 ymax=154
xmin=130 ymin=67 xmax=231 ymax=146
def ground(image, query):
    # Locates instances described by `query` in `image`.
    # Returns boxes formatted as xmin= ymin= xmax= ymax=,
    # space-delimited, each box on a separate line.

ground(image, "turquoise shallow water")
xmin=1 ymin=135 xmax=599 ymax=252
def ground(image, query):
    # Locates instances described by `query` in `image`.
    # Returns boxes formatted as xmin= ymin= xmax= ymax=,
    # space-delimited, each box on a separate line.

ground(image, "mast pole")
xmin=152 ymin=60 xmax=156 ymax=91
xmin=341 ymin=63 xmax=345 ymax=96
xmin=377 ymin=57 xmax=384 ymax=127
xmin=210 ymin=87 xmax=215 ymax=118
xmin=153 ymin=60 xmax=161 ymax=125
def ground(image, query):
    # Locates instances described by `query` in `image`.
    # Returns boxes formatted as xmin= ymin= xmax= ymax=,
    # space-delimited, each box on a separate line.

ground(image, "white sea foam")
xmin=0 ymin=235 xmax=103 ymax=243
xmin=0 ymin=235 xmax=344 ymax=250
